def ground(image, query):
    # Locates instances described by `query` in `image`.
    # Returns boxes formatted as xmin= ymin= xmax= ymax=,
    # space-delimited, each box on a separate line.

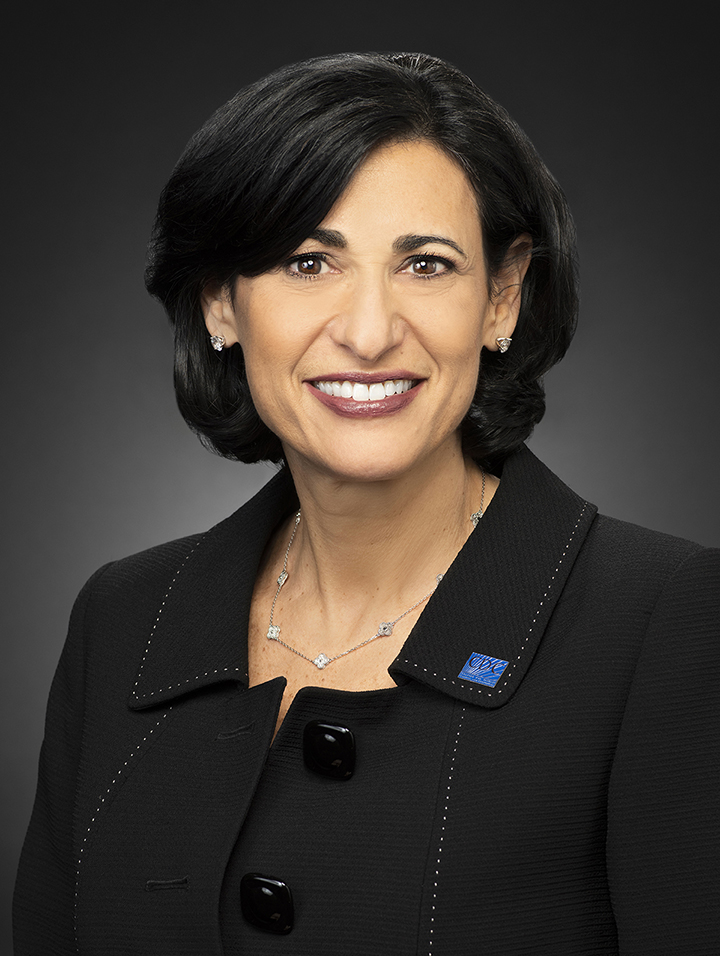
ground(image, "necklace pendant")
xmin=266 ymin=501 xmax=465 ymax=670
xmin=471 ymin=511 xmax=483 ymax=528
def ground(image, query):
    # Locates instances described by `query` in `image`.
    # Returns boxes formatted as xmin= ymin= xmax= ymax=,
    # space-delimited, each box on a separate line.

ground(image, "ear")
xmin=483 ymin=234 xmax=532 ymax=350
xmin=201 ymin=281 xmax=241 ymax=348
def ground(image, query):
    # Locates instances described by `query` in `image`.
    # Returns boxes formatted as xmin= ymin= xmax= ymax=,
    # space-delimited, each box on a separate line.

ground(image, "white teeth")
xmin=314 ymin=378 xmax=416 ymax=401
xmin=368 ymin=382 xmax=386 ymax=401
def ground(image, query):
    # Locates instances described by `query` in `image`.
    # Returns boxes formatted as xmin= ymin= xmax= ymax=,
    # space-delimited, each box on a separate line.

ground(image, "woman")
xmin=14 ymin=52 xmax=719 ymax=955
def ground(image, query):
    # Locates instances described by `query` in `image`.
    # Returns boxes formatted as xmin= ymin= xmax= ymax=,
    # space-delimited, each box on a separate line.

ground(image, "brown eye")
xmin=289 ymin=256 xmax=325 ymax=276
xmin=412 ymin=258 xmax=437 ymax=275
xmin=406 ymin=255 xmax=453 ymax=277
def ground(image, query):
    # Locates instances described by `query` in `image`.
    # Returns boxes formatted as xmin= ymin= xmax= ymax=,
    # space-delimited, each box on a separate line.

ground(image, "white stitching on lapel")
xmin=131 ymin=538 xmax=205 ymax=702
xmin=400 ymin=500 xmax=590 ymax=698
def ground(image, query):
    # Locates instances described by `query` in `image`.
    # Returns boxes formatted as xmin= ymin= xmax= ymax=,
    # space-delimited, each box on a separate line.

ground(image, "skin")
xmin=204 ymin=139 xmax=530 ymax=734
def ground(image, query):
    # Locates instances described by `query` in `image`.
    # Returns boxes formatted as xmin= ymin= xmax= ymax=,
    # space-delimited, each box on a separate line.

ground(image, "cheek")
xmin=232 ymin=315 xmax=278 ymax=421
xmin=236 ymin=301 xmax=309 ymax=428
xmin=438 ymin=303 xmax=486 ymax=409
xmin=435 ymin=301 xmax=485 ymax=374
xmin=231 ymin=281 xmax=279 ymax=352
xmin=237 ymin=285 xmax=319 ymax=364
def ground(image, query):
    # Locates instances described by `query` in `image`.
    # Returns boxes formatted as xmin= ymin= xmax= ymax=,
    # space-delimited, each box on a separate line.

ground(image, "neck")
xmin=280 ymin=440 xmax=495 ymax=614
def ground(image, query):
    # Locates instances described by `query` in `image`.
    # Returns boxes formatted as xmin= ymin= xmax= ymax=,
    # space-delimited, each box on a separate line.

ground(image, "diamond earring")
xmin=210 ymin=334 xmax=225 ymax=351
xmin=496 ymin=337 xmax=512 ymax=353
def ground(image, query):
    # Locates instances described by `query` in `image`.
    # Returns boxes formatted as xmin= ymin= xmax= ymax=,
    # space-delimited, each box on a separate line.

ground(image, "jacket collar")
xmin=128 ymin=470 xmax=298 ymax=710
xmin=389 ymin=445 xmax=596 ymax=707
xmin=129 ymin=446 xmax=596 ymax=712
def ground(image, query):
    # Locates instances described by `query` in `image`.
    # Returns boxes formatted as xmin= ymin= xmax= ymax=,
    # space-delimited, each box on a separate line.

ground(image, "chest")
xmin=74 ymin=626 xmax=630 ymax=955
xmin=218 ymin=677 xmax=620 ymax=954
xmin=246 ymin=585 xmax=415 ymax=736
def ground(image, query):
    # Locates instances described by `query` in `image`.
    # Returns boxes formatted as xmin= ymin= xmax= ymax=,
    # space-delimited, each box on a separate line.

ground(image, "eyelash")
xmin=284 ymin=252 xmax=457 ymax=279
xmin=406 ymin=254 xmax=456 ymax=279
xmin=284 ymin=253 xmax=331 ymax=279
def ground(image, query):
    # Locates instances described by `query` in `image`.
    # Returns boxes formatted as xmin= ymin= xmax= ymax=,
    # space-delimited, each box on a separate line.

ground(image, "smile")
xmin=312 ymin=379 xmax=417 ymax=402
xmin=307 ymin=376 xmax=423 ymax=418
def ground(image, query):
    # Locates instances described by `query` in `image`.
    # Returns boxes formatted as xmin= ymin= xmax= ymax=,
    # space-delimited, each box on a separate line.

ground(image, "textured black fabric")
xmin=13 ymin=446 xmax=720 ymax=954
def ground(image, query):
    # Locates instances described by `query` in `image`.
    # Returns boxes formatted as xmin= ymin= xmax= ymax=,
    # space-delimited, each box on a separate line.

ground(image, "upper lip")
xmin=307 ymin=371 xmax=422 ymax=384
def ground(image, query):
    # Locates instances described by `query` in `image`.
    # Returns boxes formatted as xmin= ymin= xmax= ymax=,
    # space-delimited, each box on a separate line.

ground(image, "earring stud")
xmin=496 ymin=337 xmax=512 ymax=353
xmin=210 ymin=334 xmax=225 ymax=351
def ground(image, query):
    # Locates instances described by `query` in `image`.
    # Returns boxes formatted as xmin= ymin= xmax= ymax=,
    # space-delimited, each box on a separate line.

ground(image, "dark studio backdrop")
xmin=2 ymin=2 xmax=718 ymax=950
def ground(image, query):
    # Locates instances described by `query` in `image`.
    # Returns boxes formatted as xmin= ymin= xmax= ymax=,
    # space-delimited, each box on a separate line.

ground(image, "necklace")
xmin=471 ymin=468 xmax=486 ymax=527
xmin=266 ymin=471 xmax=486 ymax=670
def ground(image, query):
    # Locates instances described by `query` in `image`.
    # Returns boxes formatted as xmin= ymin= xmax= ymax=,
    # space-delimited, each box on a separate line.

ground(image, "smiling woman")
xmin=145 ymin=54 xmax=574 ymax=471
xmin=14 ymin=53 xmax=720 ymax=955
xmin=202 ymin=139 xmax=525 ymax=486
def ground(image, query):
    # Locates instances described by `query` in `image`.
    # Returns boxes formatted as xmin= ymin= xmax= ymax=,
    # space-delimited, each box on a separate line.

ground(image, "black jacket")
xmin=14 ymin=446 xmax=720 ymax=954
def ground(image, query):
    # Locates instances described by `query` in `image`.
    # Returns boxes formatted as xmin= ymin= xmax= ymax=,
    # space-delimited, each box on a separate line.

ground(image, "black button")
xmin=240 ymin=873 xmax=293 ymax=934
xmin=303 ymin=721 xmax=355 ymax=779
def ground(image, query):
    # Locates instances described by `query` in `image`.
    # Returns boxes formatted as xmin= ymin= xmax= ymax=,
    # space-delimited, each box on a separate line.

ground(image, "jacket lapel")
xmin=128 ymin=468 xmax=298 ymax=711
xmin=390 ymin=446 xmax=597 ymax=707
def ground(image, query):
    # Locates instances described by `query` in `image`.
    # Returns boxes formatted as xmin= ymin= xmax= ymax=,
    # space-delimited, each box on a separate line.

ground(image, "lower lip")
xmin=306 ymin=381 xmax=423 ymax=418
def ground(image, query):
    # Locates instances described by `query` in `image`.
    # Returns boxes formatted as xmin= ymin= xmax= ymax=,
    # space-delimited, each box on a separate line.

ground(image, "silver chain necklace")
xmin=266 ymin=470 xmax=485 ymax=669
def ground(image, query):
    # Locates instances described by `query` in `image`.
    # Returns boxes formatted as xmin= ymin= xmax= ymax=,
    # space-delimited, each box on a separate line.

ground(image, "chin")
xmin=295 ymin=451 xmax=414 ymax=484
xmin=278 ymin=408 xmax=467 ymax=485
xmin=285 ymin=432 xmax=456 ymax=486
xmin=326 ymin=460 xmax=418 ymax=484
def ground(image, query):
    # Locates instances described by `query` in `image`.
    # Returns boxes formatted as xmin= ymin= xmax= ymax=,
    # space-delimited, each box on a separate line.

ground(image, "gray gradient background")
xmin=3 ymin=2 xmax=718 ymax=950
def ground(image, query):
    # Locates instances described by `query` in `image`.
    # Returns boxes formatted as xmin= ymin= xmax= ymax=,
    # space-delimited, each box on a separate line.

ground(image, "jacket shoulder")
xmin=583 ymin=513 xmax=710 ymax=580
xmin=78 ymin=466 xmax=292 ymax=620
xmin=88 ymin=532 xmax=207 ymax=600
xmin=591 ymin=512 xmax=705 ymax=560
xmin=69 ymin=532 xmax=209 ymax=658
xmin=564 ymin=513 xmax=718 ymax=638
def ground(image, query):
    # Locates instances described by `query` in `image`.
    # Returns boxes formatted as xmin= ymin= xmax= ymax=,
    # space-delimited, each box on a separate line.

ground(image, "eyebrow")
xmin=304 ymin=229 xmax=467 ymax=261
xmin=306 ymin=228 xmax=347 ymax=248
xmin=393 ymin=234 xmax=468 ymax=260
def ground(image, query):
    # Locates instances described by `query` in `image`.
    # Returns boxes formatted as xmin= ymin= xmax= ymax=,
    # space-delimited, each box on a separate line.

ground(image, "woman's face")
xmin=205 ymin=139 xmax=525 ymax=484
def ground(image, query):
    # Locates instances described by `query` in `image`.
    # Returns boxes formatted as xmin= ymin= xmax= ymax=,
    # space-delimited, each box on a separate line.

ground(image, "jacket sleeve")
xmin=13 ymin=564 xmax=112 ymax=956
xmin=607 ymin=546 xmax=720 ymax=954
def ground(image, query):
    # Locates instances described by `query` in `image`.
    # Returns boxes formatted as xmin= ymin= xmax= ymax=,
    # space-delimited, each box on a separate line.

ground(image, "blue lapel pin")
xmin=458 ymin=653 xmax=509 ymax=688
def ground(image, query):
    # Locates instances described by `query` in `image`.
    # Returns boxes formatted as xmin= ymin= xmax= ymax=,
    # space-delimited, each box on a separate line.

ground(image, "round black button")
xmin=303 ymin=721 xmax=356 ymax=779
xmin=240 ymin=873 xmax=293 ymax=934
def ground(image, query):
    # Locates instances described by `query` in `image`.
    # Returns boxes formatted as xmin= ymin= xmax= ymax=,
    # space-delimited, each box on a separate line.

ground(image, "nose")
xmin=328 ymin=275 xmax=405 ymax=363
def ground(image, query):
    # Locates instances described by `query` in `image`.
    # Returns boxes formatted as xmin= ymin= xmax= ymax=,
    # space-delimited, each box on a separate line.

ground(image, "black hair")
xmin=145 ymin=52 xmax=578 ymax=471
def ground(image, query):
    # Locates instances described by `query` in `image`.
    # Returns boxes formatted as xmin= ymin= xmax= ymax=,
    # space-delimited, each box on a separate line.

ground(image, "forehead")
xmin=320 ymin=139 xmax=481 ymax=239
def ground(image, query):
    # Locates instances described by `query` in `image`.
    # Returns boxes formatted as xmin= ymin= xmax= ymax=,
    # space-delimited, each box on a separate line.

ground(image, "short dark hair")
xmin=145 ymin=52 xmax=578 ymax=471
